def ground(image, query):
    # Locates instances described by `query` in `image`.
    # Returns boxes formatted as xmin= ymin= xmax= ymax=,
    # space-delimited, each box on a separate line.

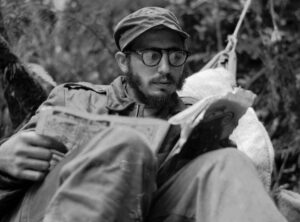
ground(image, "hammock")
xmin=200 ymin=0 xmax=252 ymax=81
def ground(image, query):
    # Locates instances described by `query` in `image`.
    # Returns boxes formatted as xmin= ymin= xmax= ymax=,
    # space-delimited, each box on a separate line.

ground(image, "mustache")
xmin=150 ymin=75 xmax=176 ymax=84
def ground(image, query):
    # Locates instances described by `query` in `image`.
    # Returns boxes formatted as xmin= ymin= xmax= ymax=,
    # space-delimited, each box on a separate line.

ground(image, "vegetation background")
xmin=0 ymin=0 xmax=299 ymax=194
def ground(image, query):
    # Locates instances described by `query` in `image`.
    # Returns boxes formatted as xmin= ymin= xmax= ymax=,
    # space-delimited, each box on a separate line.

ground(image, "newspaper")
xmin=161 ymin=87 xmax=256 ymax=165
xmin=36 ymin=107 xmax=171 ymax=153
xmin=35 ymin=87 xmax=255 ymax=159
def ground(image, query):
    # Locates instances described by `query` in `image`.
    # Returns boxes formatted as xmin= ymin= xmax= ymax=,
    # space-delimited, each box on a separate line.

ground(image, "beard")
xmin=127 ymin=71 xmax=185 ymax=108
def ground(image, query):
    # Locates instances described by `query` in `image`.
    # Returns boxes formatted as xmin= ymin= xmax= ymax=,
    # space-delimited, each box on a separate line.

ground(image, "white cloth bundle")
xmin=178 ymin=67 xmax=274 ymax=190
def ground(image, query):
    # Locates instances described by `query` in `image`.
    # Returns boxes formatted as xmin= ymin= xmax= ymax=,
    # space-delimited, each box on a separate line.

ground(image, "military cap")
xmin=114 ymin=7 xmax=189 ymax=51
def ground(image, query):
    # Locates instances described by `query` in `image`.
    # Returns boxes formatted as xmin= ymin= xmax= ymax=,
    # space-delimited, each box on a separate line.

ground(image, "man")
xmin=0 ymin=7 xmax=287 ymax=222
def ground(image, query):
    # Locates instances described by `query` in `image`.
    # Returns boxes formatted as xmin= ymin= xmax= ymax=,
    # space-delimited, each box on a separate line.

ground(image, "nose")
xmin=157 ymin=52 xmax=170 ymax=75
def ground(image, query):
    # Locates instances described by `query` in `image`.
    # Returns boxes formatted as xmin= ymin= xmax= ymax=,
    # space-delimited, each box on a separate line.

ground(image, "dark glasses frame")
xmin=124 ymin=48 xmax=190 ymax=67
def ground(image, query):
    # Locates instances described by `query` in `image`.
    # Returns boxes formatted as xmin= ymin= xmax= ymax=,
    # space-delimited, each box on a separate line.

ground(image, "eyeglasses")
xmin=125 ymin=48 xmax=190 ymax=67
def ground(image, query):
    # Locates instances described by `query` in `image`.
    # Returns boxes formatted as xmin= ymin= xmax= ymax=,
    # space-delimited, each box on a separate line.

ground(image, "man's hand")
xmin=0 ymin=131 xmax=67 ymax=181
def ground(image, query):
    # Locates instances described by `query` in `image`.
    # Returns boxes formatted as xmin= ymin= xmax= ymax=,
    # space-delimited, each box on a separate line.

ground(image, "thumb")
xmin=40 ymin=134 xmax=68 ymax=154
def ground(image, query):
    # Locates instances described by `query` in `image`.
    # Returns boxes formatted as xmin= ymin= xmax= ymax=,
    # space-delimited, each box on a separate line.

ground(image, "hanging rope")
xmin=232 ymin=0 xmax=252 ymax=39
xmin=201 ymin=0 xmax=252 ymax=78
xmin=224 ymin=0 xmax=252 ymax=52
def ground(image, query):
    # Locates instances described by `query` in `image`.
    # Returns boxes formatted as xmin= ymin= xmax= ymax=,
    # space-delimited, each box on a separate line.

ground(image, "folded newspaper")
xmin=35 ymin=87 xmax=255 ymax=157
xmin=163 ymin=87 xmax=256 ymax=164
xmin=36 ymin=107 xmax=171 ymax=153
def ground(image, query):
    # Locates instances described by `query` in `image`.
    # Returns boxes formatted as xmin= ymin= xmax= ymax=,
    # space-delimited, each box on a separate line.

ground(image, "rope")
xmin=225 ymin=0 xmax=252 ymax=52
xmin=200 ymin=0 xmax=252 ymax=76
xmin=232 ymin=0 xmax=252 ymax=38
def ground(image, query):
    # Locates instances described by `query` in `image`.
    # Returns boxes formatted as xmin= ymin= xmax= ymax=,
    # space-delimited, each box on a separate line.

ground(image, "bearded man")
xmin=0 ymin=7 xmax=286 ymax=222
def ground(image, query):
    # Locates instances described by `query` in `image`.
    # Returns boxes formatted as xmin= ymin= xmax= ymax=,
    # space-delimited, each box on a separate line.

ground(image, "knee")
xmin=60 ymin=126 xmax=156 ymax=180
xmin=209 ymin=148 xmax=256 ymax=170
xmin=190 ymin=148 xmax=257 ymax=179
xmin=106 ymin=126 xmax=154 ymax=153
xmin=88 ymin=126 xmax=155 ymax=163
xmin=213 ymin=148 xmax=252 ymax=163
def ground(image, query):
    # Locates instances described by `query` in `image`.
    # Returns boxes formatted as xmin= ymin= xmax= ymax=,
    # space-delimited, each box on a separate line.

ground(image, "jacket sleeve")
xmin=0 ymin=82 xmax=109 ymax=215
xmin=0 ymin=84 xmax=67 ymax=198
xmin=22 ymin=82 xmax=108 ymax=130
xmin=0 ymin=171 xmax=32 ymax=216
xmin=21 ymin=84 xmax=67 ymax=130
xmin=0 ymin=82 xmax=107 ymax=187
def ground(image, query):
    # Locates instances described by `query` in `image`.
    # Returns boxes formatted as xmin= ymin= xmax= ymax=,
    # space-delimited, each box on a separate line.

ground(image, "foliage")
xmin=167 ymin=0 xmax=300 ymax=192
xmin=0 ymin=0 xmax=300 ymax=192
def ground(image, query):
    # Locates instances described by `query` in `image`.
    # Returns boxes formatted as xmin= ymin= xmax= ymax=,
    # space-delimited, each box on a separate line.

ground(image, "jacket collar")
xmin=105 ymin=76 xmax=186 ymax=118
xmin=106 ymin=76 xmax=135 ymax=111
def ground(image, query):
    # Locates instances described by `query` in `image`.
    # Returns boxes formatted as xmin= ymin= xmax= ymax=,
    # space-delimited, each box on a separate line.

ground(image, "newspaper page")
xmin=35 ymin=106 xmax=171 ymax=153
xmin=160 ymin=87 xmax=256 ymax=166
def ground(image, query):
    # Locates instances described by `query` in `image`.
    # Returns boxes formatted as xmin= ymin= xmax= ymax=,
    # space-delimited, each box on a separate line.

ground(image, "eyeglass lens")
xmin=142 ymin=49 xmax=187 ymax=67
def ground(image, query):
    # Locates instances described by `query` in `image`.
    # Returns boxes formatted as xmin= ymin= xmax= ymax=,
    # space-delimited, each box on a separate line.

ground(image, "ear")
xmin=115 ymin=52 xmax=129 ymax=74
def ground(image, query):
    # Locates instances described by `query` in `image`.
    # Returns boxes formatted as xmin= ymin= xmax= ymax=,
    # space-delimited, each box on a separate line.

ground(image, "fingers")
xmin=18 ymin=169 xmax=48 ymax=181
xmin=38 ymin=135 xmax=68 ymax=154
xmin=27 ymin=150 xmax=64 ymax=171
xmin=13 ymin=152 xmax=62 ymax=180
xmin=49 ymin=154 xmax=61 ymax=170
xmin=18 ymin=146 xmax=53 ymax=160
xmin=9 ymin=158 xmax=50 ymax=181
xmin=51 ymin=150 xmax=64 ymax=161
xmin=20 ymin=158 xmax=50 ymax=171
xmin=21 ymin=131 xmax=68 ymax=154
xmin=0 ymin=130 xmax=68 ymax=182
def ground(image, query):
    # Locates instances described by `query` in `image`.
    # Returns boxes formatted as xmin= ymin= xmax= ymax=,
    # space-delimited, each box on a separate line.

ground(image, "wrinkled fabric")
xmin=178 ymin=67 xmax=236 ymax=101
xmin=148 ymin=149 xmax=287 ymax=222
xmin=5 ymin=144 xmax=287 ymax=222
xmin=0 ymin=76 xmax=182 ymax=221
xmin=230 ymin=107 xmax=274 ymax=189
xmin=7 ymin=127 xmax=157 ymax=222
xmin=178 ymin=67 xmax=274 ymax=190
xmin=0 ymin=74 xmax=287 ymax=222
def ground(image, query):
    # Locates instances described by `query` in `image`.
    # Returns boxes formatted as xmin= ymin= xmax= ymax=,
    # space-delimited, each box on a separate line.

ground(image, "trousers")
xmin=5 ymin=126 xmax=287 ymax=222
